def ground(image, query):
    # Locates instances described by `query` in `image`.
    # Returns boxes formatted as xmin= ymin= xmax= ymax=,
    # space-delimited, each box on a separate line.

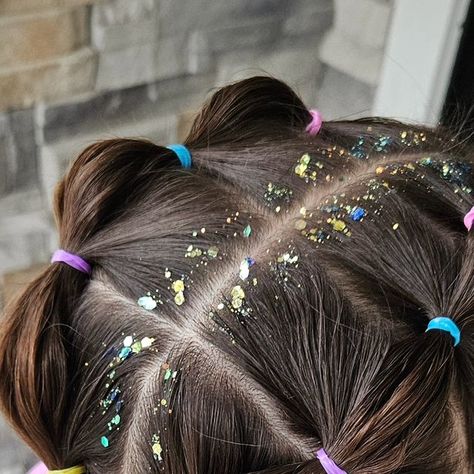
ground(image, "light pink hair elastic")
xmin=27 ymin=462 xmax=47 ymax=474
xmin=305 ymin=109 xmax=323 ymax=136
xmin=464 ymin=206 xmax=474 ymax=231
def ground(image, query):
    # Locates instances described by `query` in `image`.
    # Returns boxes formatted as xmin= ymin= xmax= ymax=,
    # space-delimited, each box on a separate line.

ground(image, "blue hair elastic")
xmin=425 ymin=317 xmax=461 ymax=347
xmin=166 ymin=144 xmax=192 ymax=168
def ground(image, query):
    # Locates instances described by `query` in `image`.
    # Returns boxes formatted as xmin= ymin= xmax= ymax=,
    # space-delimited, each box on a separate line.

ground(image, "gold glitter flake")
xmin=207 ymin=246 xmax=219 ymax=258
xmin=295 ymin=153 xmax=311 ymax=176
xmin=332 ymin=219 xmax=346 ymax=232
xmin=152 ymin=434 xmax=163 ymax=461
xmin=174 ymin=291 xmax=185 ymax=306
xmin=264 ymin=182 xmax=293 ymax=212
xmin=171 ymin=279 xmax=186 ymax=306
xmin=231 ymin=285 xmax=245 ymax=308
xmin=185 ymin=245 xmax=203 ymax=258
xmin=295 ymin=153 xmax=323 ymax=182
xmin=171 ymin=280 xmax=185 ymax=293
xmin=294 ymin=219 xmax=307 ymax=230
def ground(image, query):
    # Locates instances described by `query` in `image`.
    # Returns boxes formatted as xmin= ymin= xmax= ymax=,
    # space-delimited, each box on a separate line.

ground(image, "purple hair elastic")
xmin=316 ymin=449 xmax=347 ymax=474
xmin=306 ymin=109 xmax=323 ymax=136
xmin=464 ymin=206 xmax=474 ymax=231
xmin=51 ymin=249 xmax=92 ymax=276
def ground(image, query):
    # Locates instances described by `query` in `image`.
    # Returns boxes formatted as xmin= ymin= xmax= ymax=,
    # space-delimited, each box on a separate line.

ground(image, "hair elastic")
xmin=48 ymin=466 xmax=86 ymax=474
xmin=166 ymin=144 xmax=192 ymax=168
xmin=464 ymin=206 xmax=474 ymax=231
xmin=425 ymin=316 xmax=461 ymax=346
xmin=316 ymin=449 xmax=347 ymax=474
xmin=27 ymin=462 xmax=85 ymax=474
xmin=306 ymin=109 xmax=323 ymax=136
xmin=51 ymin=249 xmax=92 ymax=276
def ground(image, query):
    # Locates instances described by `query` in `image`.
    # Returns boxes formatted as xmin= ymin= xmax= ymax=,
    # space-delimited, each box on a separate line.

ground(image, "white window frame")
xmin=373 ymin=0 xmax=471 ymax=125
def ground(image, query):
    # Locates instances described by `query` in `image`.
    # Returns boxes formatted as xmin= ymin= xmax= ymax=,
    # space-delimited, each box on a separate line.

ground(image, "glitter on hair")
xmin=264 ymin=182 xmax=293 ymax=213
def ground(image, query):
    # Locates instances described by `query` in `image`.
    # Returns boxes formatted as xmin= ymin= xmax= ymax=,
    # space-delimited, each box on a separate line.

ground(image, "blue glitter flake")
xmin=321 ymin=204 xmax=341 ymax=213
xmin=350 ymin=137 xmax=367 ymax=159
xmin=246 ymin=257 xmax=256 ymax=267
xmin=317 ymin=230 xmax=330 ymax=241
xmin=419 ymin=158 xmax=472 ymax=190
xmin=350 ymin=206 xmax=366 ymax=221
xmin=374 ymin=136 xmax=393 ymax=152
xmin=118 ymin=347 xmax=132 ymax=359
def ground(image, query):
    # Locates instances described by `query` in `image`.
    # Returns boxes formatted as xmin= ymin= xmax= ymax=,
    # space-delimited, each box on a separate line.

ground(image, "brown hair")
xmin=0 ymin=76 xmax=473 ymax=473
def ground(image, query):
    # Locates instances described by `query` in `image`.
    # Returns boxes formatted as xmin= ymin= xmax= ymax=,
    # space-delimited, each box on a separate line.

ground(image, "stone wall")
xmin=0 ymin=0 xmax=393 ymax=471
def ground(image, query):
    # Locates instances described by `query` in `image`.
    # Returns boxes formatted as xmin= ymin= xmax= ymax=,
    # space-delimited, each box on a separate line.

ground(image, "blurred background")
xmin=0 ymin=0 xmax=473 ymax=472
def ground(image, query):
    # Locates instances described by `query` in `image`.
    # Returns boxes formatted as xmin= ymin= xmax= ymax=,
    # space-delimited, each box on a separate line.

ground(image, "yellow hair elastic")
xmin=48 ymin=467 xmax=86 ymax=474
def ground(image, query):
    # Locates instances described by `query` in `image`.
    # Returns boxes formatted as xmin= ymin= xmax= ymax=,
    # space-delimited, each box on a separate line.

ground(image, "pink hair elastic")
xmin=464 ymin=206 xmax=474 ymax=231
xmin=51 ymin=249 xmax=92 ymax=276
xmin=316 ymin=449 xmax=347 ymax=474
xmin=27 ymin=462 xmax=47 ymax=474
xmin=305 ymin=109 xmax=323 ymax=136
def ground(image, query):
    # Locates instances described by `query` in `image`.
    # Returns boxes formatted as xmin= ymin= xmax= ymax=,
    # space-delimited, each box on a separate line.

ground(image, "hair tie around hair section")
xmin=464 ymin=206 xmax=474 ymax=230
xmin=166 ymin=143 xmax=192 ymax=168
xmin=48 ymin=466 xmax=86 ymax=474
xmin=51 ymin=249 xmax=92 ymax=276
xmin=316 ymin=449 xmax=347 ymax=474
xmin=425 ymin=316 xmax=461 ymax=346
xmin=306 ymin=109 xmax=323 ymax=136
xmin=28 ymin=462 xmax=86 ymax=474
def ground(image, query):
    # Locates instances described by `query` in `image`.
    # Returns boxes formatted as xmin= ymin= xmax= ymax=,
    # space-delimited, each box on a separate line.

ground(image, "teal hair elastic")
xmin=166 ymin=144 xmax=192 ymax=168
xmin=425 ymin=317 xmax=461 ymax=346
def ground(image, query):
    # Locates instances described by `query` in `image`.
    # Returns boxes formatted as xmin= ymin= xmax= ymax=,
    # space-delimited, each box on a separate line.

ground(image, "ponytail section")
xmin=0 ymin=138 xmax=192 ymax=468
xmin=186 ymin=76 xmax=312 ymax=148
xmin=0 ymin=266 xmax=87 ymax=468
xmin=448 ymin=217 xmax=474 ymax=463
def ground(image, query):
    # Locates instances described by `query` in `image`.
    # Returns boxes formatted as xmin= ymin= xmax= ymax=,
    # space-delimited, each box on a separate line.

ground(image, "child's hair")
xmin=0 ymin=76 xmax=473 ymax=474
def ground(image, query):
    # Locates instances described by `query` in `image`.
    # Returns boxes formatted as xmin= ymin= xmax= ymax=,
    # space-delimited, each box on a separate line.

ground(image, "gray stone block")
xmin=0 ymin=109 xmax=38 ymax=197
xmin=0 ymin=218 xmax=53 ymax=275
xmin=95 ymin=42 xmax=157 ymax=91
xmin=316 ymin=65 xmax=375 ymax=120
xmin=188 ymin=31 xmax=214 ymax=75
xmin=43 ymin=85 xmax=156 ymax=143
xmin=92 ymin=0 xmax=160 ymax=90
xmin=93 ymin=0 xmax=157 ymax=26
xmin=155 ymin=35 xmax=189 ymax=80
xmin=231 ymin=0 xmax=289 ymax=17
xmin=0 ymin=188 xmax=44 ymax=219
xmin=0 ymin=47 xmax=98 ymax=111
xmin=157 ymin=1 xmax=232 ymax=38
xmin=43 ymin=73 xmax=214 ymax=144
xmin=332 ymin=0 xmax=392 ymax=49
xmin=154 ymin=1 xmax=287 ymax=80
xmin=283 ymin=0 xmax=334 ymax=36
xmin=157 ymin=0 xmax=285 ymax=40
xmin=206 ymin=17 xmax=283 ymax=54
xmin=92 ymin=16 xmax=158 ymax=52
xmin=91 ymin=0 xmax=159 ymax=52
xmin=318 ymin=0 xmax=392 ymax=86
